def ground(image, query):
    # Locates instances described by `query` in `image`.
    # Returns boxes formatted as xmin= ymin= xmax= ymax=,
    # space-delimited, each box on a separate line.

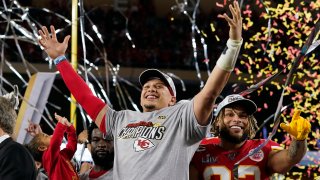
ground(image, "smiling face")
xmin=140 ymin=79 xmax=176 ymax=112
xmin=218 ymin=106 xmax=250 ymax=144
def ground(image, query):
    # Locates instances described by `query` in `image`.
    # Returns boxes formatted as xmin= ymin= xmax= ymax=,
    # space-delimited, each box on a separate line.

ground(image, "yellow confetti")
xmin=210 ymin=23 xmax=215 ymax=32
xmin=201 ymin=30 xmax=207 ymax=38
xmin=215 ymin=35 xmax=220 ymax=42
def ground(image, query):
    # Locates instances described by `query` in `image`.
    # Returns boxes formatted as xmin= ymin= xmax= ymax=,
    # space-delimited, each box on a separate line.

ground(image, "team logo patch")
xmin=157 ymin=115 xmax=166 ymax=120
xmin=227 ymin=152 xmax=237 ymax=161
xmin=202 ymin=154 xmax=218 ymax=164
xmin=249 ymin=149 xmax=264 ymax=162
xmin=228 ymin=95 xmax=242 ymax=103
xmin=133 ymin=137 xmax=155 ymax=152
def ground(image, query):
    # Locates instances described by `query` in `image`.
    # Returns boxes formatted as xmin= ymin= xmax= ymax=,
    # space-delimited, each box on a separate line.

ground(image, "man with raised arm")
xmin=190 ymin=94 xmax=310 ymax=179
xmin=38 ymin=2 xmax=243 ymax=179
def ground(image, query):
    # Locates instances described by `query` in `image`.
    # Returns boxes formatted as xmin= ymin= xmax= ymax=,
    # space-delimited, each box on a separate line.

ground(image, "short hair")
xmin=26 ymin=134 xmax=45 ymax=162
xmin=211 ymin=108 xmax=259 ymax=139
xmin=87 ymin=123 xmax=112 ymax=142
xmin=0 ymin=96 xmax=17 ymax=135
xmin=88 ymin=122 xmax=99 ymax=143
xmin=25 ymin=144 xmax=42 ymax=162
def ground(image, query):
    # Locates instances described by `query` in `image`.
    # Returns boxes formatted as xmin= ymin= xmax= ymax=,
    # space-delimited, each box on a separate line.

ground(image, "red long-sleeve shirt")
xmin=42 ymin=122 xmax=79 ymax=180
xmin=56 ymin=60 xmax=107 ymax=132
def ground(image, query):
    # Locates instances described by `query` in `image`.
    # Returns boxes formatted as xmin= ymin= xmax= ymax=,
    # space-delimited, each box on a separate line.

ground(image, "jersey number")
xmin=203 ymin=165 xmax=260 ymax=180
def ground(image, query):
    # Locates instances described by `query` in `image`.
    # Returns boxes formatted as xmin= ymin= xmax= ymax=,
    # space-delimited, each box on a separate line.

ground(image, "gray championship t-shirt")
xmin=105 ymin=99 xmax=211 ymax=180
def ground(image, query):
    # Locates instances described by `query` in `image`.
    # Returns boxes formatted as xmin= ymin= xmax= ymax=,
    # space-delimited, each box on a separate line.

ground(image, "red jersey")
xmin=191 ymin=137 xmax=282 ymax=180
xmin=42 ymin=122 xmax=79 ymax=180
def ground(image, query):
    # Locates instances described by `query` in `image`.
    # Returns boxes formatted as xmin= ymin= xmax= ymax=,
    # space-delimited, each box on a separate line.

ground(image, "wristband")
xmin=53 ymin=55 xmax=67 ymax=65
xmin=216 ymin=38 xmax=243 ymax=72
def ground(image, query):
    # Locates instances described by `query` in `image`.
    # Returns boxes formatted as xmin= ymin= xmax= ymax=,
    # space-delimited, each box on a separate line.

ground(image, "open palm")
xmin=38 ymin=25 xmax=70 ymax=59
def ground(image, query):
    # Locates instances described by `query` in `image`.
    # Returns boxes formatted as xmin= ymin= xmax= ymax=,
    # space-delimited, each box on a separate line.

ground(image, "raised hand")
xmin=38 ymin=25 xmax=70 ymax=59
xmin=25 ymin=120 xmax=42 ymax=136
xmin=54 ymin=113 xmax=72 ymax=127
xmin=280 ymin=110 xmax=311 ymax=140
xmin=79 ymin=162 xmax=93 ymax=174
xmin=78 ymin=130 xmax=88 ymax=144
xmin=2 ymin=85 xmax=19 ymax=109
xmin=218 ymin=1 xmax=242 ymax=41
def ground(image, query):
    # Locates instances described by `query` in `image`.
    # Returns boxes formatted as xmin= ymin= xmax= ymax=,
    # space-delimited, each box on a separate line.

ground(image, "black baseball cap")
xmin=139 ymin=69 xmax=176 ymax=97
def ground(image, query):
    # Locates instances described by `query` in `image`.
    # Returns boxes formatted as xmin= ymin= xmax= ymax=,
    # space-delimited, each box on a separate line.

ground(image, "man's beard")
xmin=144 ymin=104 xmax=156 ymax=110
xmin=219 ymin=126 xmax=248 ymax=144
xmin=91 ymin=151 xmax=114 ymax=170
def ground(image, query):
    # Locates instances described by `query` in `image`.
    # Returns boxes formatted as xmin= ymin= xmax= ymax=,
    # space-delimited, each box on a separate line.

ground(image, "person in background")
xmin=190 ymin=94 xmax=311 ymax=179
xmin=25 ymin=121 xmax=48 ymax=180
xmin=27 ymin=113 xmax=79 ymax=180
xmin=25 ymin=144 xmax=49 ymax=180
xmin=38 ymin=1 xmax=243 ymax=179
xmin=78 ymin=123 xmax=114 ymax=180
xmin=0 ymin=87 xmax=37 ymax=180
xmin=74 ymin=129 xmax=93 ymax=171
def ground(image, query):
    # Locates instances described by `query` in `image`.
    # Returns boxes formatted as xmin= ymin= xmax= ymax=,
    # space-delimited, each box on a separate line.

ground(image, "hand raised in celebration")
xmin=25 ymin=120 xmax=42 ymax=137
xmin=218 ymin=1 xmax=242 ymax=41
xmin=280 ymin=109 xmax=311 ymax=140
xmin=54 ymin=113 xmax=72 ymax=127
xmin=38 ymin=25 xmax=70 ymax=59
xmin=78 ymin=130 xmax=88 ymax=144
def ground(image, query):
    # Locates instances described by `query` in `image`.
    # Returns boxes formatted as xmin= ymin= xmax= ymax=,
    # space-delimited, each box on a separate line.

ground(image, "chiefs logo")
xmin=134 ymin=137 xmax=155 ymax=152
xmin=249 ymin=149 xmax=264 ymax=162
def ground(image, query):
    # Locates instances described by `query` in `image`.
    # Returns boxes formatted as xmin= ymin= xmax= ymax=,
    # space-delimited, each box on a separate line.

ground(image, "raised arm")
xmin=194 ymin=1 xmax=243 ymax=125
xmin=55 ymin=114 xmax=77 ymax=159
xmin=38 ymin=26 xmax=107 ymax=132
xmin=48 ymin=122 xmax=68 ymax=157
xmin=25 ymin=120 xmax=43 ymax=136
xmin=267 ymin=110 xmax=311 ymax=174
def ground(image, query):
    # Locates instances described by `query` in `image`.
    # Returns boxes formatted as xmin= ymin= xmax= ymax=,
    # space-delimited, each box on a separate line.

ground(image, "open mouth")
xmin=230 ymin=126 xmax=243 ymax=131
xmin=146 ymin=95 xmax=157 ymax=99
xmin=230 ymin=126 xmax=243 ymax=130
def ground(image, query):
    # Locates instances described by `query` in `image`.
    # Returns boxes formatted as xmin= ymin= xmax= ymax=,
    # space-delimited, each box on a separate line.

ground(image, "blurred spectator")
xmin=26 ymin=114 xmax=79 ymax=180
xmin=0 ymin=89 xmax=37 ymax=180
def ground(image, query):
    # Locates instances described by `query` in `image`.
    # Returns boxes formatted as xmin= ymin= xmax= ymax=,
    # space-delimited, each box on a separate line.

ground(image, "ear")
xmin=0 ymin=128 xmax=5 ymax=136
xmin=35 ymin=161 xmax=42 ymax=169
xmin=38 ymin=145 xmax=47 ymax=151
xmin=216 ymin=125 xmax=220 ymax=131
xmin=168 ymin=96 xmax=176 ymax=106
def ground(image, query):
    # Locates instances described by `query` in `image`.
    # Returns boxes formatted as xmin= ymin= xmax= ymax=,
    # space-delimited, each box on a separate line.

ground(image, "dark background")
xmin=1 ymin=0 xmax=319 ymax=178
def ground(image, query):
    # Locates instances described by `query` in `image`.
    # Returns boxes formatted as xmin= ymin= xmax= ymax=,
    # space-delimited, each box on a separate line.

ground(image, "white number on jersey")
xmin=203 ymin=165 xmax=260 ymax=180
